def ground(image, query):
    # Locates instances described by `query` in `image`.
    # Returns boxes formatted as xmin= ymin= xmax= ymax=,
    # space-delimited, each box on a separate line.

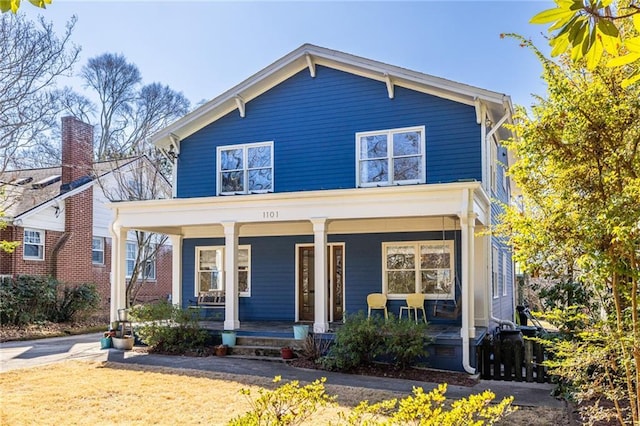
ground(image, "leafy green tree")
xmin=0 ymin=0 xmax=50 ymax=14
xmin=496 ymin=36 xmax=640 ymax=424
xmin=531 ymin=0 xmax=640 ymax=86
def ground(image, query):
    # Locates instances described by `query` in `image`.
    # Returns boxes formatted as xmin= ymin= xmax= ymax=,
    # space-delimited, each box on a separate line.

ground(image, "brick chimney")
xmin=61 ymin=116 xmax=94 ymax=189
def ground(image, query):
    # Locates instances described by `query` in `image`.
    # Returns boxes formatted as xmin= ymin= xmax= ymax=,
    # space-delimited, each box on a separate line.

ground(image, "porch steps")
xmin=227 ymin=336 xmax=304 ymax=359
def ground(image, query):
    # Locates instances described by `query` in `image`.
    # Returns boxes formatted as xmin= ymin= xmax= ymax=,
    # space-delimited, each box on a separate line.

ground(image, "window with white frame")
xmin=502 ymin=252 xmax=508 ymax=296
xmin=126 ymin=242 xmax=156 ymax=280
xmin=357 ymin=126 xmax=425 ymax=187
xmin=92 ymin=237 xmax=105 ymax=264
xmin=195 ymin=246 xmax=251 ymax=296
xmin=490 ymin=138 xmax=498 ymax=194
xmin=383 ymin=240 xmax=454 ymax=299
xmin=492 ymin=245 xmax=499 ymax=298
xmin=23 ymin=229 xmax=44 ymax=260
xmin=217 ymin=142 xmax=273 ymax=195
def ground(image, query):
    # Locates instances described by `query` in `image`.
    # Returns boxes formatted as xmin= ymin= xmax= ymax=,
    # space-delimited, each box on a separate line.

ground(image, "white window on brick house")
xmin=23 ymin=229 xmax=44 ymax=260
xmin=492 ymin=245 xmax=499 ymax=299
xmin=92 ymin=237 xmax=105 ymax=264
xmin=357 ymin=126 xmax=426 ymax=187
xmin=126 ymin=242 xmax=156 ymax=280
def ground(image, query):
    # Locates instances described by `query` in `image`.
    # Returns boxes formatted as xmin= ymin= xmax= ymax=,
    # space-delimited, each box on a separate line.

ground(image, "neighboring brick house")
xmin=0 ymin=117 xmax=172 ymax=315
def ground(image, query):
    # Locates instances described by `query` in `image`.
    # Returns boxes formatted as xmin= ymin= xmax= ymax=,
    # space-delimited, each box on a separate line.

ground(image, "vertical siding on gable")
xmin=177 ymin=66 xmax=481 ymax=198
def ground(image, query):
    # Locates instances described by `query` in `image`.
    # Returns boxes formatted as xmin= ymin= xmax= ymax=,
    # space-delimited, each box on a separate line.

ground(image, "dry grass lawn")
xmin=0 ymin=361 xmax=569 ymax=425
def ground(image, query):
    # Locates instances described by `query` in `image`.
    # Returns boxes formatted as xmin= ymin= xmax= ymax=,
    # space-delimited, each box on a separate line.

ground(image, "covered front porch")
xmin=109 ymin=182 xmax=492 ymax=372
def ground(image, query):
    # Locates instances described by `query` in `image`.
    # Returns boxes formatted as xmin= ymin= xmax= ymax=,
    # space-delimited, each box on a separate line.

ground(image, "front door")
xmin=297 ymin=244 xmax=344 ymax=322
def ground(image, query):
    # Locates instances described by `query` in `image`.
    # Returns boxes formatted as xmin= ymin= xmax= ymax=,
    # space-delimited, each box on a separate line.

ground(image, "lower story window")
xmin=23 ymin=228 xmax=44 ymax=260
xmin=92 ymin=237 xmax=105 ymax=264
xmin=196 ymin=246 xmax=251 ymax=296
xmin=383 ymin=240 xmax=454 ymax=299
xmin=126 ymin=242 xmax=156 ymax=280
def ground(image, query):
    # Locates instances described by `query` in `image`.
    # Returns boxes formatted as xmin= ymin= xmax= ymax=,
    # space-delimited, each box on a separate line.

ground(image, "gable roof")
xmin=151 ymin=43 xmax=513 ymax=152
xmin=0 ymin=157 xmax=165 ymax=222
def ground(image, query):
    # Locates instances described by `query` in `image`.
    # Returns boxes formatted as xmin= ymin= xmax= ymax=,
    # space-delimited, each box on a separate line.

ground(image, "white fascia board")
xmin=109 ymin=182 xmax=490 ymax=232
xmin=151 ymin=44 xmax=513 ymax=150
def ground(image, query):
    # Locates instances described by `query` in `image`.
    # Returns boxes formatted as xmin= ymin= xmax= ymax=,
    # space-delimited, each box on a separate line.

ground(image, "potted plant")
xmin=215 ymin=344 xmax=228 ymax=356
xmin=280 ymin=346 xmax=294 ymax=360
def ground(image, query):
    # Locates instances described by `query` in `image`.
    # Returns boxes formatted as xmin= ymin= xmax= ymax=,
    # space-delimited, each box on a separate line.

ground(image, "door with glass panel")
xmin=297 ymin=244 xmax=344 ymax=323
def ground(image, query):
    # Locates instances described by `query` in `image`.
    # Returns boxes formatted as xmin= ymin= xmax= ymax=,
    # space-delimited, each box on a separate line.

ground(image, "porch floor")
xmin=198 ymin=320 xmax=476 ymax=341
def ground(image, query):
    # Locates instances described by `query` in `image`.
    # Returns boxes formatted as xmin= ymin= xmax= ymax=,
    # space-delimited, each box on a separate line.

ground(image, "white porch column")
xmin=222 ymin=221 xmax=239 ymax=330
xmin=109 ymin=222 xmax=128 ymax=323
xmin=311 ymin=218 xmax=329 ymax=333
xmin=169 ymin=234 xmax=182 ymax=307
xmin=459 ymin=212 xmax=476 ymax=339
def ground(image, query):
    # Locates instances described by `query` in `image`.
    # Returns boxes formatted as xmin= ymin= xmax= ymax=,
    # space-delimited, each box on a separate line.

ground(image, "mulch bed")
xmin=289 ymin=358 xmax=479 ymax=387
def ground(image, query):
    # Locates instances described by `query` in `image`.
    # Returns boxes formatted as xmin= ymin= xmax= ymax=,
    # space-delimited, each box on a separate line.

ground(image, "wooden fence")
xmin=477 ymin=335 xmax=550 ymax=383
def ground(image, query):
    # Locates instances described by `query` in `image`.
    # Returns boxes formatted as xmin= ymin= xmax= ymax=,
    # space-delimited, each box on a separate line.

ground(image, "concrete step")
xmin=228 ymin=345 xmax=285 ymax=357
xmin=235 ymin=335 xmax=305 ymax=349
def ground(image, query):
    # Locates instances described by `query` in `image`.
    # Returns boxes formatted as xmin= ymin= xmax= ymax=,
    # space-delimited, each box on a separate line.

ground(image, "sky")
xmin=21 ymin=0 xmax=555 ymax=111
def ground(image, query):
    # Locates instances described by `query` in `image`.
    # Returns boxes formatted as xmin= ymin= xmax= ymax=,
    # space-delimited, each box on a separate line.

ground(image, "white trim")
xmin=23 ymin=228 xmax=44 ymax=261
xmin=294 ymin=242 xmax=345 ymax=323
xmin=150 ymin=44 xmax=513 ymax=151
xmin=92 ymin=236 xmax=105 ymax=265
xmin=502 ymin=251 xmax=508 ymax=297
xmin=216 ymin=141 xmax=274 ymax=195
xmin=356 ymin=125 xmax=426 ymax=188
xmin=384 ymin=73 xmax=394 ymax=99
xmin=234 ymin=95 xmax=245 ymax=118
xmin=305 ymin=53 xmax=316 ymax=78
xmin=381 ymin=240 xmax=455 ymax=300
xmin=194 ymin=245 xmax=251 ymax=297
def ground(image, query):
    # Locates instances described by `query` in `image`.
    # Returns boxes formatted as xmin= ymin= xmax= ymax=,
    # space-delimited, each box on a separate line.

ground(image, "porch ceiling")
xmin=109 ymin=182 xmax=490 ymax=236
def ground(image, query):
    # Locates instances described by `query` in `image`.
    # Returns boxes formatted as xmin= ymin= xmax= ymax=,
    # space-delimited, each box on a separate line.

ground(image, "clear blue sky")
xmin=22 ymin=1 xmax=554 ymax=109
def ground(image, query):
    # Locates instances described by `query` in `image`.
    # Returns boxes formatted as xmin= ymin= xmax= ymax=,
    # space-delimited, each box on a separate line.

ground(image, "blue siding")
xmin=183 ymin=231 xmax=463 ymax=323
xmin=177 ymin=66 xmax=481 ymax=198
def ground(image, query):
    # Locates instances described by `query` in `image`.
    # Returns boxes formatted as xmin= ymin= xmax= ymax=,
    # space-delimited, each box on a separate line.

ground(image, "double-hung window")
xmin=357 ymin=126 xmax=425 ymax=187
xmin=383 ymin=240 xmax=454 ymax=299
xmin=217 ymin=142 xmax=273 ymax=195
xmin=492 ymin=246 xmax=499 ymax=298
xmin=23 ymin=229 xmax=44 ymax=260
xmin=126 ymin=242 xmax=156 ymax=280
xmin=92 ymin=237 xmax=105 ymax=264
xmin=195 ymin=246 xmax=251 ymax=296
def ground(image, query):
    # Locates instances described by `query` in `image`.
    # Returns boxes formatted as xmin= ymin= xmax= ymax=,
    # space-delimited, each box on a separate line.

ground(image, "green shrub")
xmin=382 ymin=316 xmax=430 ymax=369
xmin=134 ymin=305 xmax=210 ymax=354
xmin=320 ymin=312 xmax=431 ymax=371
xmin=54 ymin=283 xmax=100 ymax=322
xmin=1 ymin=275 xmax=58 ymax=325
xmin=320 ymin=311 xmax=385 ymax=371
xmin=129 ymin=300 xmax=174 ymax=322
xmin=228 ymin=376 xmax=336 ymax=426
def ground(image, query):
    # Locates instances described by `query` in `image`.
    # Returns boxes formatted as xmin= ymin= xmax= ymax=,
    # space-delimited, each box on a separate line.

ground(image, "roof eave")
xmin=152 ymin=44 xmax=513 ymax=150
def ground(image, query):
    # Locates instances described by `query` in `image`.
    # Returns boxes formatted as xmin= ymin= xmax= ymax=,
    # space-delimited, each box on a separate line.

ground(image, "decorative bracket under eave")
xmin=306 ymin=53 xmax=316 ymax=78
xmin=235 ymin=95 xmax=246 ymax=118
xmin=384 ymin=73 xmax=394 ymax=99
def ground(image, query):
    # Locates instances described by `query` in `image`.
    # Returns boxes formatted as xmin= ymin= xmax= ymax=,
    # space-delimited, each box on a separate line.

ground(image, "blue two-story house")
xmin=109 ymin=44 xmax=517 ymax=373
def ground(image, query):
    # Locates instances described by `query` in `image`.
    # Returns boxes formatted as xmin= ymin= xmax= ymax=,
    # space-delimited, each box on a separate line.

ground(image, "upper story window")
xmin=23 ymin=229 xmax=44 ymax=260
xmin=92 ymin=237 xmax=105 ymax=264
xmin=382 ymin=240 xmax=454 ymax=300
xmin=217 ymin=142 xmax=273 ymax=195
xmin=492 ymin=245 xmax=499 ymax=298
xmin=356 ymin=126 xmax=425 ymax=187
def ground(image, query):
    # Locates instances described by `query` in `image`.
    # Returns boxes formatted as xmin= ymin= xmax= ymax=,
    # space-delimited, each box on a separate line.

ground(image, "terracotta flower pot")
xmin=281 ymin=347 xmax=294 ymax=359
xmin=215 ymin=345 xmax=228 ymax=356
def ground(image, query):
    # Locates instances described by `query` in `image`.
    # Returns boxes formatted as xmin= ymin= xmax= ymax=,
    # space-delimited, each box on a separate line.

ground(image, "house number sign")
xmin=262 ymin=211 xmax=279 ymax=219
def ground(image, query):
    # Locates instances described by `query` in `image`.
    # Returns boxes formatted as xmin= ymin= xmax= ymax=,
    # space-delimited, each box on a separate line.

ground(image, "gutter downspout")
xmin=460 ymin=189 xmax=476 ymax=374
